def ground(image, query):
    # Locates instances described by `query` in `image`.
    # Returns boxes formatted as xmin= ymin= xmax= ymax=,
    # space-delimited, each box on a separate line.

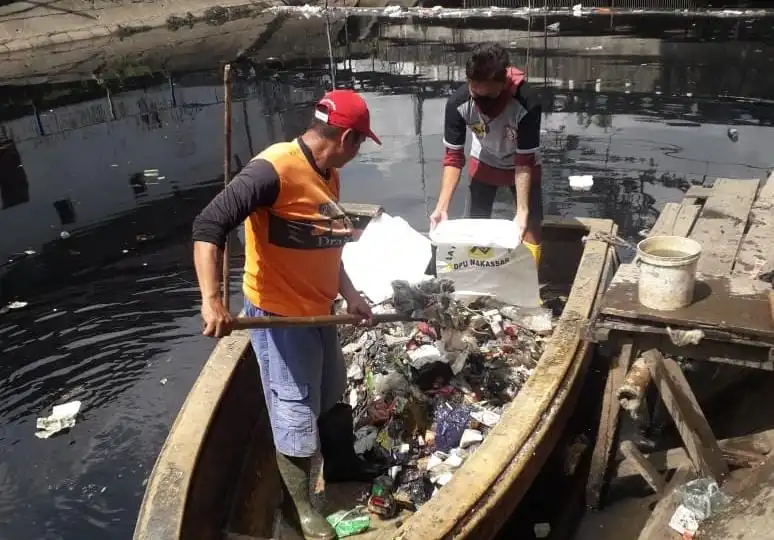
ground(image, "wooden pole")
xmin=222 ymin=63 xmax=233 ymax=311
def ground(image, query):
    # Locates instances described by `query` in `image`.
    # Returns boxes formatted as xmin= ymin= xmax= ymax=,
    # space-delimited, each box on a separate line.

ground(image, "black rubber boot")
xmin=275 ymin=452 xmax=336 ymax=540
xmin=318 ymin=402 xmax=383 ymax=483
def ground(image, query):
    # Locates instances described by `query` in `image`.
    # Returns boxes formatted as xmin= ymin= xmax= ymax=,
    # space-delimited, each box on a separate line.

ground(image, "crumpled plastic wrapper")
xmin=676 ymin=477 xmax=731 ymax=521
xmin=434 ymin=403 xmax=471 ymax=452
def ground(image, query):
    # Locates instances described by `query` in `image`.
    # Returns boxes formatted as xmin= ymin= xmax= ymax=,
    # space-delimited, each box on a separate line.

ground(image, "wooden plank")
xmin=597 ymin=327 xmax=774 ymax=371
xmin=599 ymin=269 xmax=774 ymax=342
xmin=618 ymin=431 xmax=771 ymax=478
xmin=619 ymin=440 xmax=667 ymax=494
xmin=649 ymin=202 xmax=701 ymax=238
xmin=684 ymin=185 xmax=714 ymax=201
xmin=689 ymin=177 xmax=760 ymax=276
xmin=645 ymin=350 xmax=729 ymax=481
xmin=543 ymin=215 xmax=612 ymax=231
xmin=586 ymin=342 xmax=635 ymax=509
xmin=733 ymin=172 xmax=774 ymax=275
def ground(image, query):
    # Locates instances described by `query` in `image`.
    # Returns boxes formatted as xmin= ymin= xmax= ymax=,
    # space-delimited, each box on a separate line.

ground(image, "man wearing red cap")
xmin=192 ymin=89 xmax=382 ymax=539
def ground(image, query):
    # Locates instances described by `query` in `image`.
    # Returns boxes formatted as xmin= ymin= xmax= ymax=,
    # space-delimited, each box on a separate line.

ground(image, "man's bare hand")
xmin=344 ymin=292 xmax=373 ymax=326
xmin=429 ymin=207 xmax=448 ymax=230
xmin=201 ymin=297 xmax=234 ymax=337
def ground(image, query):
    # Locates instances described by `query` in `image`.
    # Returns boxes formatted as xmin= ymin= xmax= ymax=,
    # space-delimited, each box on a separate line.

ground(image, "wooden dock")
xmin=583 ymin=172 xmax=774 ymax=523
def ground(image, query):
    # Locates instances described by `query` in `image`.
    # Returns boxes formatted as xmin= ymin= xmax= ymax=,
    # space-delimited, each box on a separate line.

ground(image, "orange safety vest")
xmin=242 ymin=140 xmax=353 ymax=317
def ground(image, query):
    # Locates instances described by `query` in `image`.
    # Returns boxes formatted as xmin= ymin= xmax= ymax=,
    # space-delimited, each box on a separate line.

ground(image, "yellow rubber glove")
xmin=523 ymin=241 xmax=542 ymax=266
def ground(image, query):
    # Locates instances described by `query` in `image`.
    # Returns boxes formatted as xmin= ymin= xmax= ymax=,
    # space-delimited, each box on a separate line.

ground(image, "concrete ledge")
xmin=0 ymin=0 xmax=332 ymax=56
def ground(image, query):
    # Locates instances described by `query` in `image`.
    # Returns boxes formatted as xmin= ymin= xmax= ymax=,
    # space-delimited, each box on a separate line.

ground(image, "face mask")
xmin=472 ymin=95 xmax=498 ymax=108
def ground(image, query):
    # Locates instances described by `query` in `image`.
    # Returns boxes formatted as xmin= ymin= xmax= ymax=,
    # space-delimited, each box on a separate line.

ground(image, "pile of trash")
xmin=334 ymin=278 xmax=560 ymax=517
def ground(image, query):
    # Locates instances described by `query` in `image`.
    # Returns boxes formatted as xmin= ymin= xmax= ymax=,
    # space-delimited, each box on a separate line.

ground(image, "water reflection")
xmin=1 ymin=11 xmax=774 ymax=540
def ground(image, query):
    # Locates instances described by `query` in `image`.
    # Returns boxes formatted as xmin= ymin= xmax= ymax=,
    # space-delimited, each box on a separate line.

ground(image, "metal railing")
xmin=459 ymin=0 xmax=699 ymax=9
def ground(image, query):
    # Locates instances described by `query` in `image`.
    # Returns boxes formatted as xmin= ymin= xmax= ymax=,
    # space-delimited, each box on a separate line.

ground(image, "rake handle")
xmin=231 ymin=312 xmax=416 ymax=330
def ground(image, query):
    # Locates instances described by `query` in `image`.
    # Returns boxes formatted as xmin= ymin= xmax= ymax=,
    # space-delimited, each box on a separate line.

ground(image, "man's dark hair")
xmin=465 ymin=44 xmax=510 ymax=82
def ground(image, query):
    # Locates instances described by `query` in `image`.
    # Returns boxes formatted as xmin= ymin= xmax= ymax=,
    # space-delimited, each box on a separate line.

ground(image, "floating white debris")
xmin=35 ymin=400 xmax=82 ymax=439
xmin=160 ymin=377 xmax=168 ymax=385
xmin=297 ymin=4 xmax=323 ymax=18
xmin=24 ymin=249 xmax=36 ymax=255
xmin=60 ymin=231 xmax=71 ymax=239
xmin=7 ymin=301 xmax=28 ymax=310
xmin=143 ymin=169 xmax=159 ymax=178
xmin=569 ymin=175 xmax=594 ymax=191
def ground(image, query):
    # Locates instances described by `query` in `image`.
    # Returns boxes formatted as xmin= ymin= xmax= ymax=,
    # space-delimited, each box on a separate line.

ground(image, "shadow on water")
xmin=1 ymin=9 xmax=774 ymax=540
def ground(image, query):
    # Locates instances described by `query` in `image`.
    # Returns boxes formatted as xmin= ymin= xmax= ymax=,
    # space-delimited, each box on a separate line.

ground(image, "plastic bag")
xmin=675 ymin=477 xmax=731 ymax=521
xmin=430 ymin=219 xmax=540 ymax=307
xmin=326 ymin=507 xmax=370 ymax=537
xmin=342 ymin=213 xmax=433 ymax=304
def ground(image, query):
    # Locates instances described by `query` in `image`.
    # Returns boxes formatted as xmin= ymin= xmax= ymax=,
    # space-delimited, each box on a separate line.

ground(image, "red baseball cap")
xmin=314 ymin=89 xmax=382 ymax=145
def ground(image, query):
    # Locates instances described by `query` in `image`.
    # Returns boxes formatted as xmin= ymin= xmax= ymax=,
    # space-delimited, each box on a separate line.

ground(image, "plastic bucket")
xmin=636 ymin=235 xmax=702 ymax=311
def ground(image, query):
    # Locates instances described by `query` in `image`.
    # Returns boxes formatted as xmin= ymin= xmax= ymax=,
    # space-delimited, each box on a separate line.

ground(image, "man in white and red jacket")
xmin=430 ymin=43 xmax=543 ymax=265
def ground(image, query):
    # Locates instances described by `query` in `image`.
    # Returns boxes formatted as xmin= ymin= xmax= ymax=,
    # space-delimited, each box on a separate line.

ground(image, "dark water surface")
xmin=2 ymin=10 xmax=774 ymax=540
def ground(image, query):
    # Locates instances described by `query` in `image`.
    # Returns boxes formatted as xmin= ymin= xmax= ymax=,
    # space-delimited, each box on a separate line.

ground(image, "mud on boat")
xmin=133 ymin=204 xmax=618 ymax=540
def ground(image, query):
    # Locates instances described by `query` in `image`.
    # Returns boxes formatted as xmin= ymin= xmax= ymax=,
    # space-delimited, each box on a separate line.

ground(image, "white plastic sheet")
xmin=35 ymin=400 xmax=82 ymax=439
xmin=569 ymin=175 xmax=594 ymax=191
xmin=430 ymin=218 xmax=540 ymax=307
xmin=342 ymin=213 xmax=433 ymax=304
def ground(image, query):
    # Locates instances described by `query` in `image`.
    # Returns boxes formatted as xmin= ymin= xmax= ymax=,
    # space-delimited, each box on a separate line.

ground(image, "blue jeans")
xmin=244 ymin=298 xmax=347 ymax=458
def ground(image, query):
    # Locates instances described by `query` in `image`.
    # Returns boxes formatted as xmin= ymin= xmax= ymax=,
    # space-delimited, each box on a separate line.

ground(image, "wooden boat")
xmin=133 ymin=203 xmax=619 ymax=540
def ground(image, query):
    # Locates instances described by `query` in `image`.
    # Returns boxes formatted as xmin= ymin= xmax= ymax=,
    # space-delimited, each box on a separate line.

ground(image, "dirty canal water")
xmin=2 ymin=8 xmax=774 ymax=540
